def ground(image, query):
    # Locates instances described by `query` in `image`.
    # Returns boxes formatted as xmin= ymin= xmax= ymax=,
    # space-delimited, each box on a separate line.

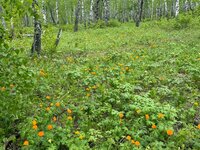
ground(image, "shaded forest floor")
xmin=1 ymin=19 xmax=200 ymax=149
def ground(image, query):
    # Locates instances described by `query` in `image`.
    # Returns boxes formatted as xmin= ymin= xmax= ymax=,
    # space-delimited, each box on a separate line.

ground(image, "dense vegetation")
xmin=1 ymin=0 xmax=200 ymax=150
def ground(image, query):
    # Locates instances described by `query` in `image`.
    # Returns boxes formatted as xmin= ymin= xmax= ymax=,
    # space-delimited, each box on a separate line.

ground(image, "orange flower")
xmin=86 ymin=93 xmax=91 ymax=97
xmin=125 ymin=67 xmax=129 ymax=71
xmin=158 ymin=113 xmax=164 ymax=119
xmin=39 ymin=70 xmax=46 ymax=77
xmin=145 ymin=114 xmax=150 ymax=120
xmin=32 ymin=125 xmax=38 ymax=130
xmin=53 ymin=116 xmax=57 ymax=122
xmin=46 ymin=96 xmax=51 ymax=100
xmin=0 ymin=87 xmax=6 ymax=91
xmin=91 ymin=72 xmax=96 ymax=75
xmin=67 ymin=109 xmax=72 ymax=114
xmin=131 ymin=140 xmax=135 ymax=144
xmin=46 ymin=107 xmax=50 ymax=111
xmin=32 ymin=120 xmax=37 ymax=125
xmin=67 ymin=116 xmax=73 ymax=120
xmin=47 ymin=125 xmax=53 ymax=130
xmin=38 ymin=131 xmax=44 ymax=137
xmin=197 ymin=124 xmax=200 ymax=129
xmin=126 ymin=135 xmax=131 ymax=141
xmin=23 ymin=140 xmax=29 ymax=146
xmin=135 ymin=141 xmax=140 ymax=146
xmin=167 ymin=129 xmax=173 ymax=136
xmin=152 ymin=124 xmax=157 ymax=129
xmin=119 ymin=113 xmax=124 ymax=119
xmin=55 ymin=102 xmax=60 ymax=107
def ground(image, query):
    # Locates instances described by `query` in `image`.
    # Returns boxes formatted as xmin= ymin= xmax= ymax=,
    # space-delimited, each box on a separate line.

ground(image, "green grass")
xmin=1 ymin=19 xmax=200 ymax=149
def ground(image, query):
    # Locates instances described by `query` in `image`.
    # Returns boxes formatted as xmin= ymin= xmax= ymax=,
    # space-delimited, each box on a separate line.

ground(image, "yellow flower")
xmin=167 ymin=129 xmax=173 ymax=136
xmin=67 ymin=109 xmax=72 ymax=114
xmin=67 ymin=116 xmax=73 ymax=120
xmin=86 ymin=93 xmax=91 ymax=97
xmin=32 ymin=120 xmax=37 ymax=126
xmin=75 ymin=131 xmax=80 ymax=135
xmin=131 ymin=140 xmax=135 ymax=144
xmin=136 ymin=109 xmax=141 ymax=114
xmin=46 ymin=96 xmax=51 ymax=100
xmin=92 ymin=85 xmax=97 ymax=89
xmin=194 ymin=102 xmax=199 ymax=106
xmin=79 ymin=135 xmax=84 ymax=140
xmin=39 ymin=70 xmax=46 ymax=77
xmin=158 ymin=113 xmax=164 ymax=119
xmin=126 ymin=135 xmax=131 ymax=141
xmin=10 ymin=84 xmax=14 ymax=88
xmin=23 ymin=140 xmax=29 ymax=146
xmin=125 ymin=67 xmax=129 ymax=71
xmin=119 ymin=113 xmax=124 ymax=119
xmin=86 ymin=87 xmax=90 ymax=91
xmin=50 ymin=103 xmax=54 ymax=106
xmin=53 ymin=116 xmax=57 ymax=122
xmin=55 ymin=102 xmax=60 ymax=107
xmin=38 ymin=131 xmax=44 ymax=137
xmin=135 ymin=141 xmax=140 ymax=146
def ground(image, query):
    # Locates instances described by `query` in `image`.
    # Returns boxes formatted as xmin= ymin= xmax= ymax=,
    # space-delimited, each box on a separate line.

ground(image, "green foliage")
xmin=1 ymin=18 xmax=200 ymax=149
xmin=174 ymin=14 xmax=191 ymax=29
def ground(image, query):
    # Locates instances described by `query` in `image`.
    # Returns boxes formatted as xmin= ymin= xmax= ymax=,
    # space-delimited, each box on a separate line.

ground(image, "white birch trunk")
xmin=56 ymin=0 xmax=59 ymax=24
xmin=164 ymin=0 xmax=168 ymax=16
xmin=90 ymin=0 xmax=94 ymax=22
xmin=175 ymin=0 xmax=179 ymax=17
xmin=42 ymin=0 xmax=47 ymax=24
xmin=151 ymin=0 xmax=154 ymax=19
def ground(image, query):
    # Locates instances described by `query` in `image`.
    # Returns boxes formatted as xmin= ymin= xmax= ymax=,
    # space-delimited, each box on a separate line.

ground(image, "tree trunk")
xmin=94 ymin=0 xmax=101 ymax=22
xmin=175 ymin=0 xmax=179 ymax=17
xmin=42 ymin=0 xmax=47 ymax=24
xmin=74 ymin=0 xmax=81 ymax=32
xmin=55 ymin=28 xmax=62 ymax=47
xmin=56 ymin=0 xmax=59 ymax=24
xmin=0 ymin=6 xmax=6 ymax=30
xmin=103 ymin=0 xmax=110 ymax=25
xmin=136 ymin=0 xmax=144 ymax=27
xmin=31 ymin=0 xmax=42 ymax=56
xmin=89 ymin=0 xmax=94 ymax=23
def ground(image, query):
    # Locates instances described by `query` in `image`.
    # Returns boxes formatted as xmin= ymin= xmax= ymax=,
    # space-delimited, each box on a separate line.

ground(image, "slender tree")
xmin=136 ymin=0 xmax=144 ymax=27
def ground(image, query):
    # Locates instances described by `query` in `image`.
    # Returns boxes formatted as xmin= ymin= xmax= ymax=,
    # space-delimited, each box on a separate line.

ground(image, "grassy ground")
xmin=2 ymin=19 xmax=200 ymax=149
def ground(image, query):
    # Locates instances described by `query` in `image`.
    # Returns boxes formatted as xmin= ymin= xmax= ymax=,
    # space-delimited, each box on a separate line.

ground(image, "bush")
xmin=174 ymin=14 xmax=191 ymax=29
xmin=107 ymin=20 xmax=121 ymax=27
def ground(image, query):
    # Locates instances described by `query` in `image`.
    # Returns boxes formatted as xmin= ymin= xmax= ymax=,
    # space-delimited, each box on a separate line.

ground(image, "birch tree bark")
xmin=136 ymin=0 xmax=144 ymax=27
xmin=56 ymin=0 xmax=59 ymax=24
xmin=31 ymin=0 xmax=42 ymax=56
xmin=89 ymin=0 xmax=94 ymax=23
xmin=175 ymin=0 xmax=179 ymax=17
xmin=103 ymin=0 xmax=110 ymax=25
xmin=42 ymin=0 xmax=47 ymax=24
xmin=0 ymin=6 xmax=6 ymax=30
xmin=74 ymin=0 xmax=81 ymax=32
xmin=164 ymin=0 xmax=168 ymax=17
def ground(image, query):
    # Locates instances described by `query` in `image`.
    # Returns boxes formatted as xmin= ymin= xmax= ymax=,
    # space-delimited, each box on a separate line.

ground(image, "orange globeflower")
xmin=1 ymin=87 xmax=6 ymax=91
xmin=167 ymin=130 xmax=173 ymax=136
xmin=32 ymin=125 xmax=38 ymax=130
xmin=32 ymin=120 xmax=37 ymax=126
xmin=119 ymin=113 xmax=124 ymax=119
xmin=158 ymin=113 xmax=164 ymax=119
xmin=67 ymin=116 xmax=73 ymax=120
xmin=145 ymin=114 xmax=150 ymax=120
xmin=131 ymin=140 xmax=135 ymax=144
xmin=126 ymin=135 xmax=131 ymax=141
xmin=46 ymin=107 xmax=50 ymax=111
xmin=135 ymin=141 xmax=140 ymax=146
xmin=23 ymin=140 xmax=29 ymax=146
xmin=55 ymin=102 xmax=60 ymax=107
xmin=197 ymin=124 xmax=200 ymax=129
xmin=53 ymin=116 xmax=57 ymax=122
xmin=67 ymin=109 xmax=72 ymax=114
xmin=10 ymin=84 xmax=14 ymax=88
xmin=38 ymin=131 xmax=44 ymax=137
xmin=152 ymin=124 xmax=157 ymax=129
xmin=91 ymin=72 xmax=96 ymax=75
xmin=47 ymin=125 xmax=53 ymax=130
xmin=46 ymin=96 xmax=51 ymax=100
